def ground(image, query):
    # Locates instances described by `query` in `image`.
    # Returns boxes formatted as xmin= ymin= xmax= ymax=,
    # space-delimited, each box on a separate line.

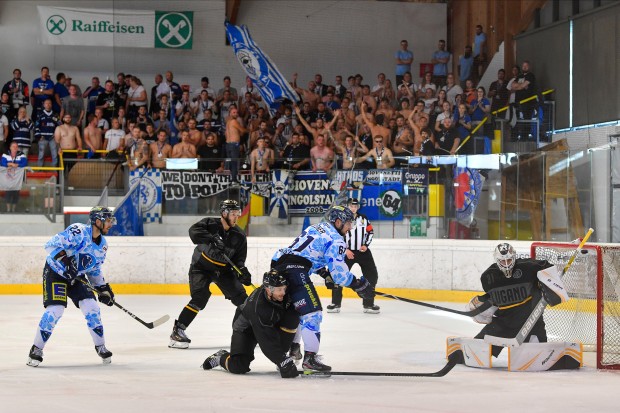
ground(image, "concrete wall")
xmin=0 ymin=236 xmax=535 ymax=292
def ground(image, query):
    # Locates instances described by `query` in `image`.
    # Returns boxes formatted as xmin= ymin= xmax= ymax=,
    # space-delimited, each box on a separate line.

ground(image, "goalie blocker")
xmin=447 ymin=337 xmax=582 ymax=371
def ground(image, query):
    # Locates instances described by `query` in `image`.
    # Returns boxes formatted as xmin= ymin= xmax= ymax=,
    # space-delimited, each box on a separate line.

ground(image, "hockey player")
xmin=202 ymin=269 xmax=300 ymax=378
xmin=327 ymin=197 xmax=380 ymax=313
xmin=271 ymin=205 xmax=375 ymax=372
xmin=467 ymin=243 xmax=570 ymax=357
xmin=169 ymin=199 xmax=253 ymax=349
xmin=27 ymin=206 xmax=117 ymax=367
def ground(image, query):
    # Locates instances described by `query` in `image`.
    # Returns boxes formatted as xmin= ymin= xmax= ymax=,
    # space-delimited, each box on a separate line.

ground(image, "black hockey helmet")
xmin=326 ymin=205 xmax=355 ymax=225
xmin=347 ymin=197 xmax=360 ymax=206
xmin=89 ymin=206 xmax=116 ymax=226
xmin=263 ymin=268 xmax=288 ymax=288
xmin=220 ymin=199 xmax=241 ymax=214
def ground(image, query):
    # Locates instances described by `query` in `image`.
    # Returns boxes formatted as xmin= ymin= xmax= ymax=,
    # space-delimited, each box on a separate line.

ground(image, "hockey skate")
xmin=363 ymin=305 xmax=380 ymax=314
xmin=289 ymin=342 xmax=302 ymax=362
xmin=169 ymin=320 xmax=191 ymax=349
xmin=27 ymin=345 xmax=43 ymax=367
xmin=202 ymin=349 xmax=229 ymax=370
xmin=326 ymin=304 xmax=341 ymax=313
xmin=95 ymin=344 xmax=113 ymax=364
xmin=303 ymin=351 xmax=332 ymax=372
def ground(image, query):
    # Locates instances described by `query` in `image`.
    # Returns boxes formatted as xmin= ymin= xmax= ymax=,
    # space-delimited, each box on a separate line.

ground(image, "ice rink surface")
xmin=1 ymin=295 xmax=618 ymax=413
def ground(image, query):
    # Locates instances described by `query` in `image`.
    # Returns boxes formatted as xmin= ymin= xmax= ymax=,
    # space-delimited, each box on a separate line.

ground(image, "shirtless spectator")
xmin=356 ymin=85 xmax=377 ymax=115
xmin=294 ymin=105 xmax=338 ymax=147
xmin=292 ymin=73 xmax=320 ymax=110
xmin=360 ymin=102 xmax=391 ymax=148
xmin=150 ymin=130 xmax=172 ymax=169
xmin=357 ymin=135 xmax=395 ymax=169
xmin=392 ymin=115 xmax=414 ymax=159
xmin=225 ymin=106 xmax=246 ymax=184
xmin=399 ymin=98 xmax=413 ymax=119
xmin=55 ymin=113 xmax=82 ymax=169
xmin=104 ymin=118 xmax=125 ymax=153
xmin=171 ymin=130 xmax=197 ymax=159
xmin=83 ymin=114 xmax=103 ymax=158
xmin=334 ymin=133 xmax=366 ymax=170
xmin=187 ymin=118 xmax=205 ymax=148
xmin=60 ymin=85 xmax=85 ymax=127
xmin=310 ymin=134 xmax=334 ymax=173
xmin=338 ymin=96 xmax=356 ymax=130
xmin=375 ymin=98 xmax=395 ymax=124
xmin=249 ymin=136 xmax=274 ymax=183
xmin=125 ymin=126 xmax=150 ymax=170
xmin=249 ymin=120 xmax=272 ymax=150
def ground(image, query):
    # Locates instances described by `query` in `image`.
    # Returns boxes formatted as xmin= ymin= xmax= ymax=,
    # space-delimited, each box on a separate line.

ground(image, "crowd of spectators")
xmin=0 ymin=27 xmax=538 ymax=183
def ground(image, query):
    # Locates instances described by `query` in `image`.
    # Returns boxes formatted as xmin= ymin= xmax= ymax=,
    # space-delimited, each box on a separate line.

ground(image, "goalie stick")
xmin=75 ymin=278 xmax=170 ymax=329
xmin=375 ymin=290 xmax=493 ymax=317
xmin=300 ymin=356 xmax=458 ymax=378
xmin=484 ymin=228 xmax=594 ymax=347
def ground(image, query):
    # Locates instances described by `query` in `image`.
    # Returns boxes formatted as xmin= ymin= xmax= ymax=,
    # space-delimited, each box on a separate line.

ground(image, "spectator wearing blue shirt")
xmin=82 ymin=77 xmax=105 ymax=117
xmin=31 ymin=67 xmax=55 ymax=122
xmin=473 ymin=25 xmax=487 ymax=82
xmin=1 ymin=141 xmax=28 ymax=212
xmin=395 ymin=40 xmax=413 ymax=88
xmin=53 ymin=73 xmax=69 ymax=114
xmin=431 ymin=40 xmax=451 ymax=88
xmin=458 ymin=45 xmax=474 ymax=89
xmin=453 ymin=103 xmax=472 ymax=154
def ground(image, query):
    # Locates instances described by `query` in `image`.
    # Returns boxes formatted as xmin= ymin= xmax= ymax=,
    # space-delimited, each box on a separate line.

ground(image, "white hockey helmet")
xmin=494 ymin=243 xmax=516 ymax=277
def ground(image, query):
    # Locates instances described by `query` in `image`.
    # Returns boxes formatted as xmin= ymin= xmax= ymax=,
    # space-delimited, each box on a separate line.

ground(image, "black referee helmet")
xmin=347 ymin=198 xmax=360 ymax=206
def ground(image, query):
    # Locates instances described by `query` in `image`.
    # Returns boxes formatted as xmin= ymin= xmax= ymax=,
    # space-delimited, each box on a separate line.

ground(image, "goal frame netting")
xmin=531 ymin=242 xmax=620 ymax=370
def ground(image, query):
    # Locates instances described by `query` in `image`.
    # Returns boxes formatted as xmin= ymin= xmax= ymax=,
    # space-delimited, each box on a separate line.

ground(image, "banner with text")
xmin=288 ymin=171 xmax=336 ymax=215
xmin=38 ymin=6 xmax=193 ymax=49
xmin=162 ymin=170 xmax=233 ymax=200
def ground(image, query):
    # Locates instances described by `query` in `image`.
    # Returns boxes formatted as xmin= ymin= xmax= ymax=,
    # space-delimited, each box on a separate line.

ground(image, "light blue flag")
xmin=269 ymin=169 xmax=289 ymax=219
xmin=225 ymin=21 xmax=298 ymax=114
xmin=107 ymin=183 xmax=144 ymax=236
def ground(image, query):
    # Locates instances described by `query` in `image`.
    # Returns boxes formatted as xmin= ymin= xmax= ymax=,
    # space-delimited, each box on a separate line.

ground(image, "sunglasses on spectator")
xmin=375 ymin=140 xmax=383 ymax=143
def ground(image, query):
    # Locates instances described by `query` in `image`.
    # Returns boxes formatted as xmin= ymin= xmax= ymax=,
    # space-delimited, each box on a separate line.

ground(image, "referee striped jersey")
xmin=344 ymin=213 xmax=373 ymax=251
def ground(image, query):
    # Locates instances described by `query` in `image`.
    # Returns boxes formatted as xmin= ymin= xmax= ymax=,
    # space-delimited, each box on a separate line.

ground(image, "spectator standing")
xmin=473 ymin=25 xmax=487 ymax=82
xmin=82 ymin=77 xmax=105 ymax=117
xmin=395 ymin=40 xmax=414 ymax=87
xmin=0 ymin=110 xmax=8 ymax=155
xmin=96 ymin=80 xmax=121 ymax=122
xmin=2 ymin=68 xmax=29 ymax=110
xmin=10 ymin=106 xmax=34 ymax=156
xmin=442 ymin=73 xmax=464 ymax=106
xmin=55 ymin=113 xmax=82 ymax=169
xmin=431 ymin=40 xmax=451 ymax=88
xmin=53 ymin=73 xmax=69 ymax=115
xmin=458 ymin=46 xmax=474 ymax=88
xmin=35 ymin=99 xmax=60 ymax=166
xmin=31 ymin=67 xmax=55 ymax=122
xmin=1 ymin=141 xmax=28 ymax=212
xmin=488 ymin=69 xmax=510 ymax=113
xmin=125 ymin=76 xmax=148 ymax=120
xmin=61 ymin=85 xmax=85 ymax=127
xmin=103 ymin=118 xmax=125 ymax=153
xmin=150 ymin=130 xmax=172 ymax=169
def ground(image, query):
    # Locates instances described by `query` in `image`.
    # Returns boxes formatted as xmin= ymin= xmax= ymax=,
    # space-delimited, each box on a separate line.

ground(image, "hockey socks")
xmin=79 ymin=298 xmax=105 ymax=346
xmin=178 ymin=304 xmax=200 ymax=328
xmin=34 ymin=305 xmax=65 ymax=349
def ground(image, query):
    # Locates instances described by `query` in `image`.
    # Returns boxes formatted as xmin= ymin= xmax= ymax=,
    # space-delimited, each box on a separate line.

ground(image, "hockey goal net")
xmin=531 ymin=242 xmax=620 ymax=369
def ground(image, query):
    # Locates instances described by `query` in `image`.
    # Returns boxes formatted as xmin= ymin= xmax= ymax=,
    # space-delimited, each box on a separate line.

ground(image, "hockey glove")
xmin=94 ymin=283 xmax=115 ymax=306
xmin=60 ymin=255 xmax=79 ymax=282
xmin=278 ymin=357 xmax=299 ymax=378
xmin=211 ymin=234 xmax=225 ymax=251
xmin=238 ymin=266 xmax=253 ymax=286
xmin=317 ymin=267 xmax=335 ymax=290
xmin=349 ymin=277 xmax=375 ymax=300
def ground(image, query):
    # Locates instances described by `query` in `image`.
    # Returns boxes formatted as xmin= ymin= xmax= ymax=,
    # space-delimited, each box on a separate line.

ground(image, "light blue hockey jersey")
xmin=45 ymin=223 xmax=108 ymax=286
xmin=272 ymin=222 xmax=354 ymax=287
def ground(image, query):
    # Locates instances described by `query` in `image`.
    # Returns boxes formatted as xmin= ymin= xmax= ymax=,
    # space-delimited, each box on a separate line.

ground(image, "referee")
xmin=327 ymin=198 xmax=380 ymax=314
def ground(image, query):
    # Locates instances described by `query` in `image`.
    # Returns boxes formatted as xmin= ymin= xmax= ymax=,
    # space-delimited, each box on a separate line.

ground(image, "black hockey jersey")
xmin=479 ymin=258 xmax=553 ymax=329
xmin=189 ymin=217 xmax=247 ymax=272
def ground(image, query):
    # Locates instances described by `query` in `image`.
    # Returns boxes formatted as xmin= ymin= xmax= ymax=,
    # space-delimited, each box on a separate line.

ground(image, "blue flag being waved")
xmin=225 ymin=21 xmax=298 ymax=114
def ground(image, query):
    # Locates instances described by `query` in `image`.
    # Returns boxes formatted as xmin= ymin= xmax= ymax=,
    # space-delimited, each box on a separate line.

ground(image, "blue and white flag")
xmin=269 ymin=169 xmax=289 ymax=219
xmin=107 ymin=183 xmax=144 ymax=236
xmin=225 ymin=21 xmax=298 ymax=114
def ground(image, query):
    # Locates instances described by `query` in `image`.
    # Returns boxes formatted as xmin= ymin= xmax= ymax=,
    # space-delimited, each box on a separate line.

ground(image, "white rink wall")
xmin=0 ymin=237 xmax=535 ymax=291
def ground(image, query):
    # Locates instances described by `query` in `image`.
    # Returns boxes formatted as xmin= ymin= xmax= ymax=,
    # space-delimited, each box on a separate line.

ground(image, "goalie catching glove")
xmin=537 ymin=265 xmax=569 ymax=306
xmin=316 ymin=267 xmax=335 ymax=290
xmin=349 ymin=276 xmax=374 ymax=300
xmin=94 ymin=283 xmax=115 ymax=306
xmin=467 ymin=295 xmax=498 ymax=324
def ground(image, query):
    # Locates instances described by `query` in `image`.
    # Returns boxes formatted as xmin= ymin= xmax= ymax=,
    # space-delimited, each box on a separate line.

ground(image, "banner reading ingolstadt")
xmin=37 ymin=6 xmax=193 ymax=49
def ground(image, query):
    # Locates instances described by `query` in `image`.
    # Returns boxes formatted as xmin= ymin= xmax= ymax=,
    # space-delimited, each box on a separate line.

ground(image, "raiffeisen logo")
xmin=71 ymin=18 xmax=145 ymax=34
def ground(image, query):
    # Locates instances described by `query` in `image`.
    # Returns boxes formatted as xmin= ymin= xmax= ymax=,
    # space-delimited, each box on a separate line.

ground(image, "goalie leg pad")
xmin=508 ymin=342 xmax=582 ymax=372
xmin=447 ymin=337 xmax=493 ymax=369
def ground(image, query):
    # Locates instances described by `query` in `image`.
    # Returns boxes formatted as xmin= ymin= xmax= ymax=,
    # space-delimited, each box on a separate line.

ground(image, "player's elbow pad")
xmin=537 ymin=266 xmax=569 ymax=306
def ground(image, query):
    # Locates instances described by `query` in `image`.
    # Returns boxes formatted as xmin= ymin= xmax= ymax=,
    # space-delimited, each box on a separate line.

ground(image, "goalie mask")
xmin=494 ymin=243 xmax=516 ymax=277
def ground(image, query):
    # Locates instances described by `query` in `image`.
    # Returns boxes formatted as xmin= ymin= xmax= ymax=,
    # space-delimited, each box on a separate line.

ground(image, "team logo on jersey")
xmin=79 ymin=254 xmax=94 ymax=271
xmin=46 ymin=15 xmax=67 ymax=35
xmin=379 ymin=189 xmax=402 ymax=217
xmin=512 ymin=268 xmax=523 ymax=279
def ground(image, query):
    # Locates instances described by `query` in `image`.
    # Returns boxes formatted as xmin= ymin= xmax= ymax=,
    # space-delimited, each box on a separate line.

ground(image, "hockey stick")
xmin=220 ymin=253 xmax=257 ymax=290
xmin=484 ymin=228 xmax=594 ymax=347
xmin=75 ymin=278 xmax=170 ymax=329
xmin=300 ymin=357 xmax=457 ymax=378
xmin=375 ymin=290 xmax=493 ymax=317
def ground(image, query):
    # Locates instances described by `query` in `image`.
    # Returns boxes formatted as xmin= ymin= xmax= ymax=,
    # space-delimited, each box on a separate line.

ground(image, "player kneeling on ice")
xmin=202 ymin=269 xmax=300 ymax=378
xmin=27 ymin=207 xmax=117 ymax=367
xmin=447 ymin=243 xmax=582 ymax=372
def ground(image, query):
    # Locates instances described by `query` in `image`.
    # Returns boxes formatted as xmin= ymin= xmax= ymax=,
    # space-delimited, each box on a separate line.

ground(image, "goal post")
xmin=531 ymin=242 xmax=620 ymax=370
